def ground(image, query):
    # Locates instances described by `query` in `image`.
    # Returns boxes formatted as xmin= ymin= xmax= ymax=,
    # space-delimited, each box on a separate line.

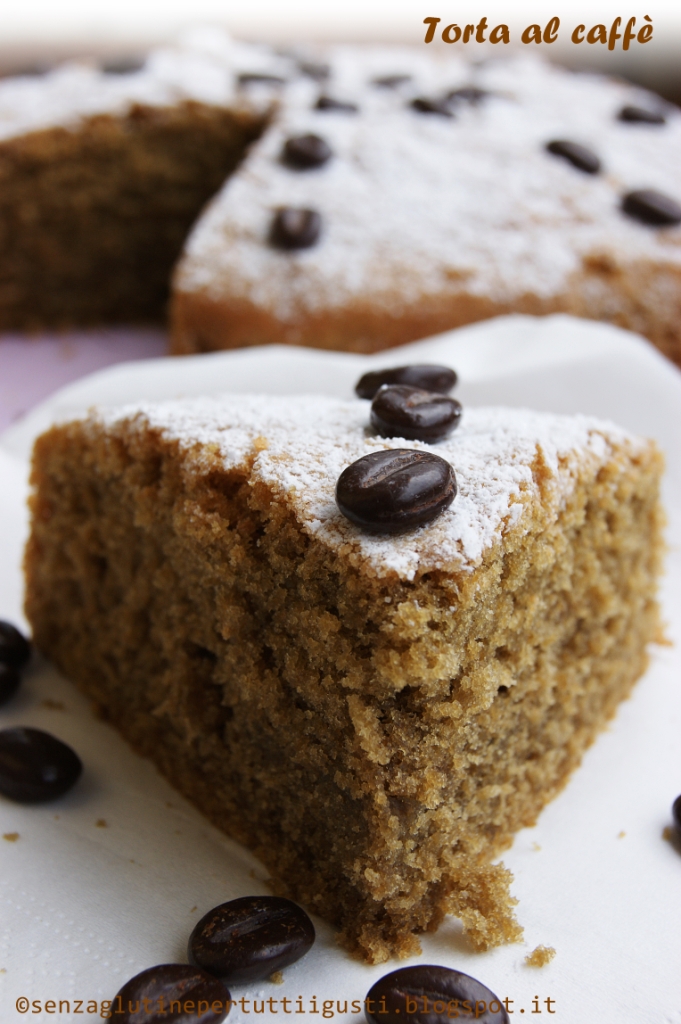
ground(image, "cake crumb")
xmin=41 ymin=698 xmax=65 ymax=710
xmin=618 ymin=831 xmax=626 ymax=839
xmin=95 ymin=818 xmax=107 ymax=828
xmin=662 ymin=826 xmax=674 ymax=842
xmin=532 ymin=842 xmax=542 ymax=852
xmin=2 ymin=833 xmax=19 ymax=843
xmin=269 ymin=971 xmax=284 ymax=985
xmin=525 ymin=945 xmax=556 ymax=967
xmin=190 ymin=906 xmax=197 ymax=913
xmin=653 ymin=625 xmax=672 ymax=646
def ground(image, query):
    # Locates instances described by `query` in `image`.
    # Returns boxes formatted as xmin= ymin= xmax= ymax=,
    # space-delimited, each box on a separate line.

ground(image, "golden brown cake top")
xmin=88 ymin=395 xmax=647 ymax=580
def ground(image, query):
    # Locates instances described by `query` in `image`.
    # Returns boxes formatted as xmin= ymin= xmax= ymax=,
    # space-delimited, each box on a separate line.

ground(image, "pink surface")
xmin=0 ymin=328 xmax=169 ymax=432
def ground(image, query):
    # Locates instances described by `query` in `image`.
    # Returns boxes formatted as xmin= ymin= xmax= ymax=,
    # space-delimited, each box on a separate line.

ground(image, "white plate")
xmin=1 ymin=313 xmax=680 ymax=1023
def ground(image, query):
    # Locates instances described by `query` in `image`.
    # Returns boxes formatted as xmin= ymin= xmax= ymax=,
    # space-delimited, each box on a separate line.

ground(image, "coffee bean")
xmin=270 ymin=208 xmax=322 ymax=250
xmin=112 ymin=964 xmax=230 ymax=1024
xmin=237 ymin=73 xmax=286 ymax=86
xmin=102 ymin=57 xmax=145 ymax=75
xmin=546 ymin=139 xmax=601 ymax=174
xmin=0 ymin=63 xmax=53 ymax=78
xmin=621 ymin=189 xmax=681 ymax=226
xmin=299 ymin=61 xmax=330 ymax=81
xmin=0 ymin=727 xmax=82 ymax=803
xmin=336 ymin=449 xmax=456 ymax=534
xmin=411 ymin=96 xmax=454 ymax=118
xmin=0 ymin=620 xmax=31 ymax=668
xmin=282 ymin=134 xmax=332 ymax=170
xmin=355 ymin=364 xmax=457 ymax=400
xmin=0 ymin=664 xmax=21 ymax=707
xmin=315 ymin=95 xmax=359 ymax=113
xmin=447 ymin=86 xmax=489 ymax=104
xmin=188 ymin=896 xmax=315 ymax=985
xmin=366 ymin=965 xmax=509 ymax=1024
xmin=673 ymin=795 xmax=681 ymax=834
xmin=618 ymin=105 xmax=666 ymax=125
xmin=371 ymin=386 xmax=462 ymax=442
xmin=372 ymin=74 xmax=412 ymax=88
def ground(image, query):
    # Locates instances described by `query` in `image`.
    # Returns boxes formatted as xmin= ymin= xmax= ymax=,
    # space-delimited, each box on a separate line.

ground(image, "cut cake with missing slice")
xmin=171 ymin=51 xmax=681 ymax=366
xmin=24 ymin=396 xmax=664 ymax=962
xmin=1 ymin=31 xmax=681 ymax=365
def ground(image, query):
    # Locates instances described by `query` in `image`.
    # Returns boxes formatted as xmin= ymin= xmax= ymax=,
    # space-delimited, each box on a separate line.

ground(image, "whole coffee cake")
xmin=0 ymin=30 xmax=680 ymax=365
xmin=24 ymin=395 xmax=663 ymax=962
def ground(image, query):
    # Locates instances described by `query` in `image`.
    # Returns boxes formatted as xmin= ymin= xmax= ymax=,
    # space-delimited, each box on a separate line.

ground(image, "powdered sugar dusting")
xmin=176 ymin=48 xmax=681 ymax=315
xmin=93 ymin=395 xmax=643 ymax=581
xmin=0 ymin=28 xmax=293 ymax=142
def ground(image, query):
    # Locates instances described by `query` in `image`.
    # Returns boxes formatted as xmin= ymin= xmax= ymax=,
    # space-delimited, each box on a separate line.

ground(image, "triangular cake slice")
xmin=24 ymin=395 xmax=663 ymax=961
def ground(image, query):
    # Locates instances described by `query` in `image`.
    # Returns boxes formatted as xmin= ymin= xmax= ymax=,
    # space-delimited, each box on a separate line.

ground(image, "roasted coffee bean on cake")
xmin=24 ymin=391 xmax=664 ymax=962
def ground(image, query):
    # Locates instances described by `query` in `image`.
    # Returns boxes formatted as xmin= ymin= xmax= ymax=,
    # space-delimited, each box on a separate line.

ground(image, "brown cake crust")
xmin=170 ymin=256 xmax=681 ymax=366
xmin=24 ymin=403 xmax=664 ymax=962
xmin=170 ymin=286 xmax=543 ymax=356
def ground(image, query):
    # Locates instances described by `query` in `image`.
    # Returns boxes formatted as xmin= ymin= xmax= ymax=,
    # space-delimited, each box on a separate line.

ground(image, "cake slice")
xmin=24 ymin=395 xmax=664 ymax=962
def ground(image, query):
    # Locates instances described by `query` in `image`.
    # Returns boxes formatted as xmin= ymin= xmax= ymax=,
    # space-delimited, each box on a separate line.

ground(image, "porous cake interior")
xmin=0 ymin=103 xmax=264 ymax=330
xmin=25 ymin=417 xmax=663 ymax=962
